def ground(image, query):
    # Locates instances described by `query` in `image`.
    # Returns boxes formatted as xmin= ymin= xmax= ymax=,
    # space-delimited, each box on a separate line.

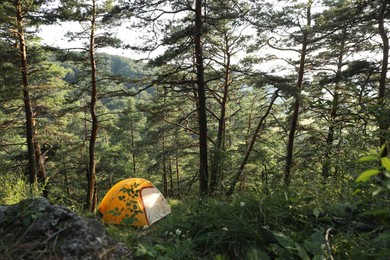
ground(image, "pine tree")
xmin=0 ymin=0 xmax=59 ymax=196
xmin=128 ymin=0 xmax=210 ymax=196
xmin=56 ymin=0 xmax=123 ymax=211
xmin=204 ymin=0 xmax=250 ymax=195
xmin=377 ymin=0 xmax=389 ymax=159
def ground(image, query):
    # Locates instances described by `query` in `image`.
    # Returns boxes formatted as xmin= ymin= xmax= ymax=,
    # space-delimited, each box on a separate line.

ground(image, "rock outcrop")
xmin=0 ymin=198 xmax=132 ymax=259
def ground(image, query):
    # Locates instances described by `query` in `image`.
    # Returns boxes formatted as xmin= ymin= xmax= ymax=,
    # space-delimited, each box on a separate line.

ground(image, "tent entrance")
xmin=141 ymin=187 xmax=171 ymax=226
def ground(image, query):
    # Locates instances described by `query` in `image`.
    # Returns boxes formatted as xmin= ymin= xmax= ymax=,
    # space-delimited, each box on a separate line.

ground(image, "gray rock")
xmin=0 ymin=198 xmax=132 ymax=259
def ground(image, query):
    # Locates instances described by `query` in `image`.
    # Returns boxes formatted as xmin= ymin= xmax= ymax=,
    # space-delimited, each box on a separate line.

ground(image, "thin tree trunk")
xmin=321 ymin=96 xmax=338 ymax=179
xmin=262 ymin=170 xmax=269 ymax=195
xmin=34 ymin=138 xmax=48 ymax=197
xmin=195 ymin=0 xmax=209 ymax=196
xmin=378 ymin=0 xmax=389 ymax=161
xmin=162 ymin=134 xmax=168 ymax=197
xmin=130 ymin=122 xmax=137 ymax=175
xmin=169 ymin=158 xmax=174 ymax=197
xmin=245 ymin=98 xmax=256 ymax=146
xmin=32 ymin=112 xmax=48 ymax=197
xmin=322 ymin=33 xmax=345 ymax=179
xmin=176 ymin=154 xmax=181 ymax=198
xmin=284 ymin=2 xmax=311 ymax=187
xmin=86 ymin=0 xmax=98 ymax=212
xmin=16 ymin=0 xmax=37 ymax=186
xmin=162 ymin=89 xmax=168 ymax=197
xmin=210 ymin=31 xmax=231 ymax=195
xmin=226 ymin=90 xmax=279 ymax=197
xmin=64 ymin=171 xmax=70 ymax=196
xmin=92 ymin=184 xmax=97 ymax=212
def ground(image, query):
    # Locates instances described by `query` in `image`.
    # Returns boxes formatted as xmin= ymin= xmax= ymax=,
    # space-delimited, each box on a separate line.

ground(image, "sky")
xmin=37 ymin=0 xmax=374 ymax=76
xmin=37 ymin=14 xmax=289 ymax=74
xmin=38 ymin=21 xmax=145 ymax=59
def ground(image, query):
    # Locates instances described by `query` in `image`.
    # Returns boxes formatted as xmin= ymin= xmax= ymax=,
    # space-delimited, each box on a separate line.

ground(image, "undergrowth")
xmin=1 ymin=155 xmax=389 ymax=259
xmin=0 ymin=173 xmax=43 ymax=205
xmin=106 ymin=188 xmax=389 ymax=260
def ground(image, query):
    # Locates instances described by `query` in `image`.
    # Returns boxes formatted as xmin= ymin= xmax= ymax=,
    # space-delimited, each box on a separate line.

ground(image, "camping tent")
xmin=97 ymin=178 xmax=171 ymax=227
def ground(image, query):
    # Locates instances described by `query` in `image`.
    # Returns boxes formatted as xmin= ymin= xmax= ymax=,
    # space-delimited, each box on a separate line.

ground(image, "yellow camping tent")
xmin=98 ymin=178 xmax=171 ymax=226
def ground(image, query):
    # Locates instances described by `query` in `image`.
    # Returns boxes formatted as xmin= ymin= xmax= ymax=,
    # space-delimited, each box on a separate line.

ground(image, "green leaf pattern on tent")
xmin=107 ymin=182 xmax=143 ymax=225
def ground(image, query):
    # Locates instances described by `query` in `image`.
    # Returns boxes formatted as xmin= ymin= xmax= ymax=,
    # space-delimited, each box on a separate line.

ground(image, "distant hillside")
xmin=58 ymin=52 xmax=151 ymax=110
xmin=61 ymin=52 xmax=147 ymax=85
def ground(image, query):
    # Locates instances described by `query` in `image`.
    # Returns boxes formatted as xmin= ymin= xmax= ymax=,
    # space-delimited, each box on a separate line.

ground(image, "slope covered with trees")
xmin=0 ymin=0 xmax=389 ymax=258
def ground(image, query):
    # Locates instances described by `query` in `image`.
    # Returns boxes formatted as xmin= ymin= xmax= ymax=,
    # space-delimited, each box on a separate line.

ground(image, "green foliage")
xmin=356 ymin=145 xmax=390 ymax=195
xmin=0 ymin=173 xmax=43 ymax=205
xmin=134 ymin=243 xmax=170 ymax=259
xmin=120 ymin=194 xmax=319 ymax=259
xmin=105 ymin=188 xmax=389 ymax=259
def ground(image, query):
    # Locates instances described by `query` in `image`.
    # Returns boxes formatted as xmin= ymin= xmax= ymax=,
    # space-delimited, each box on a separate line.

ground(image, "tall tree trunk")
xmin=378 ymin=0 xmax=389 ymax=161
xmin=64 ymin=162 xmax=70 ymax=197
xmin=245 ymin=98 xmax=256 ymax=147
xmin=16 ymin=0 xmax=37 ymax=186
xmin=284 ymin=2 xmax=311 ymax=187
xmin=32 ymin=112 xmax=49 ymax=197
xmin=161 ymin=90 xmax=168 ymax=197
xmin=169 ymin=158 xmax=174 ymax=197
xmin=176 ymin=154 xmax=181 ymax=198
xmin=322 ymin=33 xmax=345 ymax=179
xmin=162 ymin=133 xmax=168 ymax=197
xmin=226 ymin=90 xmax=279 ymax=197
xmin=210 ymin=31 xmax=231 ymax=195
xmin=86 ymin=0 xmax=98 ymax=212
xmin=130 ymin=121 xmax=137 ymax=175
xmin=195 ymin=0 xmax=209 ymax=196
xmin=34 ymin=137 xmax=48 ymax=197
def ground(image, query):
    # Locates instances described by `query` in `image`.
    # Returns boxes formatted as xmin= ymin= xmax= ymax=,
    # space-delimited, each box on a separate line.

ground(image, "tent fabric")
xmin=98 ymin=178 xmax=171 ymax=227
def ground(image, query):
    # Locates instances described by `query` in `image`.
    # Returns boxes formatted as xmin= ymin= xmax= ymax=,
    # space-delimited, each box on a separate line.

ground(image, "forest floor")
xmin=0 ymin=190 xmax=388 ymax=259
xmin=108 ymin=192 xmax=390 ymax=259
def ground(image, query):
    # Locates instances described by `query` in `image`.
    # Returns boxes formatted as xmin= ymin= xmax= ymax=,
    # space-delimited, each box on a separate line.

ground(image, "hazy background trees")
xmin=0 ymin=0 xmax=388 ymax=205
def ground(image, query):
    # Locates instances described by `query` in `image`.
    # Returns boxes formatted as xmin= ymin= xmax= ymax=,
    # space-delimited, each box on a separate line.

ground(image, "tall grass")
xmin=0 ymin=173 xmax=42 ymax=205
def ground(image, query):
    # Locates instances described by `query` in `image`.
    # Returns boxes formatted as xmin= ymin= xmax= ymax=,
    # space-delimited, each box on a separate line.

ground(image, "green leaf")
xmin=246 ymin=247 xmax=270 ymax=260
xmin=356 ymin=169 xmax=380 ymax=182
xmin=214 ymin=254 xmax=229 ymax=260
xmin=134 ymin=244 xmax=148 ymax=257
xmin=37 ymin=206 xmax=46 ymax=212
xmin=22 ymin=216 xmax=32 ymax=226
xmin=313 ymin=208 xmax=320 ymax=219
xmin=380 ymin=144 xmax=387 ymax=156
xmin=295 ymin=242 xmax=310 ymax=260
xmin=380 ymin=157 xmax=390 ymax=171
xmin=269 ymin=244 xmax=290 ymax=258
xmin=373 ymin=187 xmax=383 ymax=196
xmin=272 ymin=231 xmax=295 ymax=250
xmin=358 ymin=155 xmax=378 ymax=162
xmin=154 ymin=244 xmax=166 ymax=253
